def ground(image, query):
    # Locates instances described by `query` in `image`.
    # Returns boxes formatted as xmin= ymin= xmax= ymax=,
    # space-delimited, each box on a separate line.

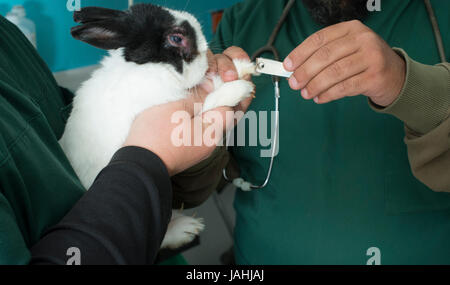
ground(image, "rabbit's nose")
xmin=181 ymin=44 xmax=194 ymax=59
xmin=181 ymin=41 xmax=199 ymax=62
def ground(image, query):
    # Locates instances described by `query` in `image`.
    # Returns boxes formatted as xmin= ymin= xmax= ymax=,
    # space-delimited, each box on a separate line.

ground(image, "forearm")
xmin=371 ymin=48 xmax=449 ymax=134
xmin=171 ymin=146 xmax=230 ymax=209
xmin=30 ymin=147 xmax=172 ymax=265
xmin=371 ymin=49 xmax=450 ymax=192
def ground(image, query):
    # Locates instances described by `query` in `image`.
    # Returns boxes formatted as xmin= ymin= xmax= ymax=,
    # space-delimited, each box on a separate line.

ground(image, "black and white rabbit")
xmin=59 ymin=4 xmax=255 ymax=249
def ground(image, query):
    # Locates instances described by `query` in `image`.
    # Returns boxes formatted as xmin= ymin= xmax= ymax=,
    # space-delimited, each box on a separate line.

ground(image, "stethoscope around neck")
xmin=222 ymin=0 xmax=446 ymax=191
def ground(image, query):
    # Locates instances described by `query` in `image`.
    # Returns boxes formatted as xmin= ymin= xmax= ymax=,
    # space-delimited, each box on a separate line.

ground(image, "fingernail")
xmin=289 ymin=76 xmax=300 ymax=89
xmin=284 ymin=57 xmax=293 ymax=70
xmin=314 ymin=97 xmax=319 ymax=104
xmin=225 ymin=70 xmax=237 ymax=79
xmin=301 ymin=89 xmax=309 ymax=99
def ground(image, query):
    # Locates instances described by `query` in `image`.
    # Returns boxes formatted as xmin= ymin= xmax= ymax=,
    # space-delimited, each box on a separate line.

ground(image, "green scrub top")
xmin=0 ymin=16 xmax=84 ymax=264
xmin=213 ymin=0 xmax=450 ymax=264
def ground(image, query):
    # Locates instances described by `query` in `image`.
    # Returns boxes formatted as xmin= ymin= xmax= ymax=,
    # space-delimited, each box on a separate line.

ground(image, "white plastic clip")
xmin=255 ymin=58 xmax=293 ymax=78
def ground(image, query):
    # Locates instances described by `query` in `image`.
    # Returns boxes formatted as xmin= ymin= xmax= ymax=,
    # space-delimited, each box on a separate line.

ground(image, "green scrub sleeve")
xmin=171 ymin=146 xmax=230 ymax=209
xmin=370 ymin=49 xmax=450 ymax=192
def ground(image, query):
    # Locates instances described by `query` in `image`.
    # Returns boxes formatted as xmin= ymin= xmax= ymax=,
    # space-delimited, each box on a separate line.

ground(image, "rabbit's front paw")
xmin=160 ymin=215 xmax=205 ymax=249
xmin=202 ymin=80 xmax=255 ymax=112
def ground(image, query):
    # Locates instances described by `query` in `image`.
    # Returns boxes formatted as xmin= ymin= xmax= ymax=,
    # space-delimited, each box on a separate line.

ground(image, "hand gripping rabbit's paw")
xmin=202 ymin=80 xmax=255 ymax=112
xmin=160 ymin=215 xmax=205 ymax=249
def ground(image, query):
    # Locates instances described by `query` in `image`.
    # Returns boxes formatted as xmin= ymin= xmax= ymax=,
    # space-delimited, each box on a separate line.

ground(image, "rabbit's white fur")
xmin=60 ymin=47 xmax=210 ymax=188
xmin=60 ymin=8 xmax=255 ymax=250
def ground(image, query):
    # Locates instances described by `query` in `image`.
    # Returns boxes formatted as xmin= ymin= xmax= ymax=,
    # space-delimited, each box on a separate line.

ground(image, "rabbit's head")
xmin=71 ymin=4 xmax=209 ymax=89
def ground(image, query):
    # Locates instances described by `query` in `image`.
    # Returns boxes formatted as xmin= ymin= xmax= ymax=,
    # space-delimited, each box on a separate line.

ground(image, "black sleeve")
xmin=30 ymin=146 xmax=173 ymax=265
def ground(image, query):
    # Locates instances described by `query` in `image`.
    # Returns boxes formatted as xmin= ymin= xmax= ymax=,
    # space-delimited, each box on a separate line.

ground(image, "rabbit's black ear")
xmin=74 ymin=7 xmax=127 ymax=24
xmin=71 ymin=22 xmax=129 ymax=50
xmin=71 ymin=19 xmax=130 ymax=50
xmin=71 ymin=7 xmax=130 ymax=50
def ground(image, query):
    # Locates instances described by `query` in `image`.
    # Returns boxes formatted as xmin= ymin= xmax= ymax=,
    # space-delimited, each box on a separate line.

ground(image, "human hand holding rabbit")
xmin=61 ymin=4 xmax=255 ymax=249
xmin=124 ymin=47 xmax=255 ymax=176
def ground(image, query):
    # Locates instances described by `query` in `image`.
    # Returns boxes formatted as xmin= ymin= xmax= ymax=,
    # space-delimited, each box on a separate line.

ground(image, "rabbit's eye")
xmin=168 ymin=34 xmax=186 ymax=47
xmin=170 ymin=35 xmax=183 ymax=44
